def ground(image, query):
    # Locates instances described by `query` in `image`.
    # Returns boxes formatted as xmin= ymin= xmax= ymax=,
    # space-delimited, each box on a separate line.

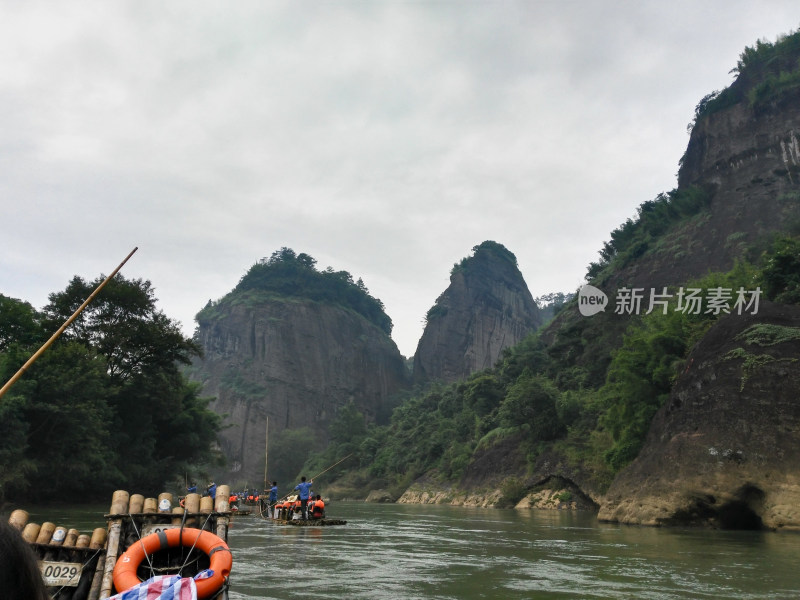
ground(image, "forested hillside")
xmin=309 ymin=29 xmax=800 ymax=510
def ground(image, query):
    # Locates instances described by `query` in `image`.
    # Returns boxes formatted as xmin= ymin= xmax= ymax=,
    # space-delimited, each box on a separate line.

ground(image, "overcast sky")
xmin=2 ymin=1 xmax=798 ymax=357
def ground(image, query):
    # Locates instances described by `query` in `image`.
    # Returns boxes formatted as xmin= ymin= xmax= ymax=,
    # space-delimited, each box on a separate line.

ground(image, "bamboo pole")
xmin=35 ymin=522 xmax=56 ymax=544
xmin=100 ymin=490 xmax=129 ymax=599
xmin=275 ymin=454 xmax=354 ymax=503
xmin=88 ymin=555 xmax=107 ymax=600
xmin=64 ymin=528 xmax=79 ymax=547
xmin=22 ymin=523 xmax=41 ymax=543
xmin=309 ymin=453 xmax=353 ymax=481
xmin=215 ymin=485 xmax=230 ymax=543
xmin=264 ymin=415 xmax=269 ymax=491
xmin=8 ymin=509 xmax=28 ymax=531
xmin=0 ymin=247 xmax=138 ymax=400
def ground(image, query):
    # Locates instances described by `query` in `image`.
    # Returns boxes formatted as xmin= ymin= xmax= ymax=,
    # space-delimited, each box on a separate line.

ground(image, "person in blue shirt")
xmin=187 ymin=482 xmax=197 ymax=494
xmin=268 ymin=481 xmax=278 ymax=518
xmin=206 ymin=481 xmax=217 ymax=500
xmin=294 ymin=476 xmax=313 ymax=520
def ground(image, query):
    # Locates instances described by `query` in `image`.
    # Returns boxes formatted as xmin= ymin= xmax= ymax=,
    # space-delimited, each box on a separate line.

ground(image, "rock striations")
xmin=413 ymin=241 xmax=542 ymax=384
xmin=190 ymin=252 xmax=408 ymax=486
xmin=597 ymin=37 xmax=800 ymax=529
xmin=599 ymin=302 xmax=800 ymax=530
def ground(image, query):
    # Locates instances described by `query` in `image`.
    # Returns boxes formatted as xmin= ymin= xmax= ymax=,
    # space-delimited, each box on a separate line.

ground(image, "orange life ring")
xmin=113 ymin=528 xmax=232 ymax=599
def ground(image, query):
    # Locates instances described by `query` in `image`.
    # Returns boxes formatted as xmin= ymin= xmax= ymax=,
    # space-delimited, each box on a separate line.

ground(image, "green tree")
xmin=227 ymin=248 xmax=393 ymax=335
xmin=0 ymin=295 xmax=43 ymax=352
xmin=760 ymin=236 xmax=800 ymax=304
xmin=0 ymin=391 xmax=35 ymax=502
xmin=329 ymin=401 xmax=367 ymax=445
xmin=22 ymin=342 xmax=120 ymax=497
xmin=269 ymin=427 xmax=315 ymax=486
xmin=40 ymin=274 xmax=221 ymax=494
xmin=498 ymin=371 xmax=564 ymax=441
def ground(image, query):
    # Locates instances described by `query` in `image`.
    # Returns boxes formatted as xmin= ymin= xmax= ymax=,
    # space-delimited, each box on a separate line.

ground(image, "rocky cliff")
xmin=598 ymin=302 xmax=800 ymax=530
xmin=608 ymin=45 xmax=800 ymax=292
xmin=413 ymin=241 xmax=542 ymax=384
xmin=385 ymin=33 xmax=800 ymax=530
xmin=592 ymin=38 xmax=800 ymax=529
xmin=191 ymin=260 xmax=409 ymax=485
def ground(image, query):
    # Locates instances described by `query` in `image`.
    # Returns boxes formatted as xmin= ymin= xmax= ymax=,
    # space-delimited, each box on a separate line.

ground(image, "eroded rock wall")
xmin=598 ymin=302 xmax=800 ymax=530
xmin=414 ymin=244 xmax=541 ymax=384
xmin=192 ymin=297 xmax=409 ymax=485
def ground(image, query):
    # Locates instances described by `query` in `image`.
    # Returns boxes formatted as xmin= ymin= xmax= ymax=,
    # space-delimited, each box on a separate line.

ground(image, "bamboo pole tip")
xmin=8 ymin=509 xmax=29 ymax=531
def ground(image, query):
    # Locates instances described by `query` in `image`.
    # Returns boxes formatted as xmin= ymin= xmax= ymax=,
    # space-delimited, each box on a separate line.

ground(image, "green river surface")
xmin=18 ymin=501 xmax=800 ymax=599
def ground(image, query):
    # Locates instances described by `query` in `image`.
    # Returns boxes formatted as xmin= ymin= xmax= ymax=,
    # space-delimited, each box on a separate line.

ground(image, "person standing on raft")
xmin=294 ymin=476 xmax=313 ymax=520
xmin=268 ymin=481 xmax=278 ymax=518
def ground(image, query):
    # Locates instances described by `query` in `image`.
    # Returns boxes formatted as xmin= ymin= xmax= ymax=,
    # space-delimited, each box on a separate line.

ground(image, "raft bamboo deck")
xmin=8 ymin=484 xmax=237 ymax=600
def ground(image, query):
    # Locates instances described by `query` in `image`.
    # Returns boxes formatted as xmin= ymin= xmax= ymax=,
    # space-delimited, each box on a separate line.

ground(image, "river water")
xmin=227 ymin=502 xmax=800 ymax=600
xmin=18 ymin=501 xmax=800 ymax=599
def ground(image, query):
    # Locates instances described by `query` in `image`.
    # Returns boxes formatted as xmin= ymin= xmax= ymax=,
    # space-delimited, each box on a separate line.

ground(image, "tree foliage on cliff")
xmin=760 ymin=235 xmax=800 ymax=305
xmin=451 ymin=240 xmax=519 ymax=275
xmin=586 ymin=186 xmax=711 ymax=281
xmin=0 ymin=276 xmax=222 ymax=503
xmin=690 ymin=27 xmax=800 ymax=125
xmin=306 ymin=32 xmax=800 ymax=498
xmin=315 ymin=240 xmax=786 ymax=496
xmin=222 ymin=247 xmax=392 ymax=335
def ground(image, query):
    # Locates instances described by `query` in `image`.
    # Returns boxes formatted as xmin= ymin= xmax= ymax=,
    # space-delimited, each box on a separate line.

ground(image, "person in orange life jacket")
xmin=310 ymin=494 xmax=325 ymax=519
xmin=294 ymin=476 xmax=313 ymax=519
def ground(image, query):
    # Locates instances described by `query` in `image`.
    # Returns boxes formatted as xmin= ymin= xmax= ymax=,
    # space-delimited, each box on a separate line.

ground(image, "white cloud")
xmin=1 ymin=1 xmax=799 ymax=356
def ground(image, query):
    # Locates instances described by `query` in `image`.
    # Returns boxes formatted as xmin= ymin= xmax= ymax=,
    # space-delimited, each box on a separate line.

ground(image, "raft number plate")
xmin=40 ymin=561 xmax=82 ymax=587
xmin=141 ymin=523 xmax=180 ymax=536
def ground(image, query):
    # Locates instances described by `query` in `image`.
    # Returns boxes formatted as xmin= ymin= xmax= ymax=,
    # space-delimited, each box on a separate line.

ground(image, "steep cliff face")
xmin=608 ymin=58 xmax=800 ymax=292
xmin=390 ymin=35 xmax=800 ymax=524
xmin=413 ymin=241 xmax=541 ymax=384
xmin=593 ymin=43 xmax=800 ymax=529
xmin=192 ymin=295 xmax=408 ymax=485
xmin=598 ymin=302 xmax=800 ymax=530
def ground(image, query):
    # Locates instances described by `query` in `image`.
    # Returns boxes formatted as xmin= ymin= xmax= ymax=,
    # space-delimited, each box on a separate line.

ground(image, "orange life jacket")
xmin=311 ymin=499 xmax=325 ymax=517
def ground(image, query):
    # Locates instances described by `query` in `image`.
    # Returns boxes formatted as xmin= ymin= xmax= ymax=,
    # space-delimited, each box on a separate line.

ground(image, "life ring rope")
xmin=113 ymin=523 xmax=232 ymax=600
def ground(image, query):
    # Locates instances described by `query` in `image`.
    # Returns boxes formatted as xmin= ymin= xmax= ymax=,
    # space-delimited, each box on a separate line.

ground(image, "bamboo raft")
xmin=263 ymin=500 xmax=346 ymax=526
xmin=8 ymin=485 xmax=236 ymax=599
xmin=8 ymin=508 xmax=108 ymax=599
xmin=272 ymin=518 xmax=347 ymax=527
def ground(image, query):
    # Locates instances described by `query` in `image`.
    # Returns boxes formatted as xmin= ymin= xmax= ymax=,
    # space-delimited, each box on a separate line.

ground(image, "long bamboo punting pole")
xmin=0 ymin=246 xmax=138 ymax=400
xmin=264 ymin=415 xmax=269 ymax=491
xmin=309 ymin=453 xmax=353 ymax=481
xmin=273 ymin=454 xmax=354 ymax=505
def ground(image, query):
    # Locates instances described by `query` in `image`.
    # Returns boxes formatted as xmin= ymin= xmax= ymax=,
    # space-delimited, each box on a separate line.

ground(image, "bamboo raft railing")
xmin=8 ymin=484 xmax=235 ymax=600
xmin=8 ymin=508 xmax=108 ymax=599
